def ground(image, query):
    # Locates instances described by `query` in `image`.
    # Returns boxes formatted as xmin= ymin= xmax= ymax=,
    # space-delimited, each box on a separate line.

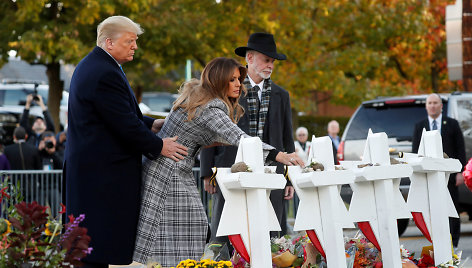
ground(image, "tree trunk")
xmin=45 ymin=62 xmax=63 ymax=133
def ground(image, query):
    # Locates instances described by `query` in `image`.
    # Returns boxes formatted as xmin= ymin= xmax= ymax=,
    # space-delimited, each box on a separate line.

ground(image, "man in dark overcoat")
xmin=412 ymin=93 xmax=466 ymax=248
xmin=65 ymin=16 xmax=187 ymax=268
xmin=200 ymin=33 xmax=296 ymax=246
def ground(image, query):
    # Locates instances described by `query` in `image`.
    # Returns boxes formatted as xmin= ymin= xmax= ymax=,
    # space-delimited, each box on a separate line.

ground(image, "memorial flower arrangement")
xmin=0 ymin=179 xmax=92 ymax=267
xmin=397 ymin=244 xmax=462 ymax=268
xmin=462 ymin=157 xmax=472 ymax=191
xmin=345 ymin=236 xmax=382 ymax=268
xmin=270 ymin=234 xmax=311 ymax=268
xmin=147 ymin=259 xmax=233 ymax=268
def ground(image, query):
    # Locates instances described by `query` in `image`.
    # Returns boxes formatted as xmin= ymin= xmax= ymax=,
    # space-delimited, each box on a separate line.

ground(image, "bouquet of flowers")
xmin=0 ymin=178 xmax=92 ymax=267
xmin=177 ymin=259 xmax=233 ymax=268
xmin=270 ymin=233 xmax=310 ymax=267
xmin=345 ymin=235 xmax=382 ymax=268
xmin=401 ymin=245 xmax=462 ymax=268
xmin=462 ymin=158 xmax=472 ymax=191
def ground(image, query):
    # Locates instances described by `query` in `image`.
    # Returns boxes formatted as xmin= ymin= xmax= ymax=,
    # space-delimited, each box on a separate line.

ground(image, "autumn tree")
xmin=133 ymin=0 xmax=460 ymax=114
xmin=0 ymin=0 xmax=155 ymax=131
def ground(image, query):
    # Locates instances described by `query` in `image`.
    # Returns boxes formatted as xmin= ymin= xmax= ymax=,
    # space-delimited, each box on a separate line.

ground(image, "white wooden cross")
xmin=401 ymin=129 xmax=461 ymax=265
xmin=215 ymin=136 xmax=286 ymax=268
xmin=341 ymin=130 xmax=413 ymax=268
xmin=287 ymin=135 xmax=355 ymax=268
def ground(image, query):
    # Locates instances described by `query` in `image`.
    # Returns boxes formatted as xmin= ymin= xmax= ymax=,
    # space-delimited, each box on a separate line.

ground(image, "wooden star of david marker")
xmin=215 ymin=136 xmax=286 ymax=268
xmin=288 ymin=135 xmax=355 ymax=268
xmin=342 ymin=129 xmax=412 ymax=268
xmin=401 ymin=129 xmax=461 ymax=265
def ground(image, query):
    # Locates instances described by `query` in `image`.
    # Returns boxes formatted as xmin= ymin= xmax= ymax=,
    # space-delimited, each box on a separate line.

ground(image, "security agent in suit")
xmin=4 ymin=127 xmax=41 ymax=201
xmin=412 ymin=93 xmax=466 ymax=248
xmin=4 ymin=126 xmax=41 ymax=170
xmin=200 ymin=33 xmax=296 ymax=245
xmin=65 ymin=16 xmax=187 ymax=268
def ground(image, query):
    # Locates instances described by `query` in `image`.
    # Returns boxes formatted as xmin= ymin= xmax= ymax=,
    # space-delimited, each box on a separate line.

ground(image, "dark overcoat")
xmin=64 ymin=47 xmax=163 ymax=264
xmin=200 ymin=80 xmax=295 ymax=241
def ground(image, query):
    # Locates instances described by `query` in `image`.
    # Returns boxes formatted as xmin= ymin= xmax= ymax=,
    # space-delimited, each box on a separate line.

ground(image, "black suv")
xmin=338 ymin=92 xmax=472 ymax=235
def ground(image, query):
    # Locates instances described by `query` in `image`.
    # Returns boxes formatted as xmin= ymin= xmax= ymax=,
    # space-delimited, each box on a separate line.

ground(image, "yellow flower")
xmin=0 ymin=219 xmax=11 ymax=236
xmin=45 ymin=221 xmax=62 ymax=236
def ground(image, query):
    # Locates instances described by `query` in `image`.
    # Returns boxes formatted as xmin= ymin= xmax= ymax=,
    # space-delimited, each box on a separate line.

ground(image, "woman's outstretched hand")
xmin=275 ymin=152 xmax=305 ymax=168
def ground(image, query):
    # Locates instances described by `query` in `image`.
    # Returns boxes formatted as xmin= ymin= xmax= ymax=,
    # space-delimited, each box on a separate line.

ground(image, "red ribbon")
xmin=357 ymin=221 xmax=381 ymax=251
xmin=228 ymin=234 xmax=250 ymax=263
xmin=411 ymin=212 xmax=432 ymax=243
xmin=306 ymin=229 xmax=326 ymax=258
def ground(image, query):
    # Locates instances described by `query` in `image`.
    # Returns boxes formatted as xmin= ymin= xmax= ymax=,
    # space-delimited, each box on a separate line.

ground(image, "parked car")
xmin=140 ymin=92 xmax=178 ymax=118
xmin=0 ymin=80 xmax=68 ymax=145
xmin=337 ymin=92 xmax=472 ymax=235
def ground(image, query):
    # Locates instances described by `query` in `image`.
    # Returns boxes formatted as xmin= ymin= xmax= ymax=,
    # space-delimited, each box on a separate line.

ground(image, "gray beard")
xmin=256 ymin=69 xmax=272 ymax=80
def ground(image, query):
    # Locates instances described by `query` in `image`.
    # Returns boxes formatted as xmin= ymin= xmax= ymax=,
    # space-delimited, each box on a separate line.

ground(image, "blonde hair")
xmin=96 ymin=16 xmax=143 ymax=48
xmin=173 ymin=57 xmax=247 ymax=123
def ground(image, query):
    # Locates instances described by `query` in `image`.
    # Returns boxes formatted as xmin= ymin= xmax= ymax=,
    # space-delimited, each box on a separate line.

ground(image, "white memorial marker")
xmin=287 ymin=135 xmax=355 ymax=268
xmin=402 ymin=129 xmax=461 ymax=265
xmin=215 ymin=137 xmax=286 ymax=268
xmin=342 ymin=130 xmax=412 ymax=268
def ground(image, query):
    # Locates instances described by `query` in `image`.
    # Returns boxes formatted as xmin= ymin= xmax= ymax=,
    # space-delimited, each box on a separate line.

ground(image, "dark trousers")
xmin=448 ymin=176 xmax=461 ymax=247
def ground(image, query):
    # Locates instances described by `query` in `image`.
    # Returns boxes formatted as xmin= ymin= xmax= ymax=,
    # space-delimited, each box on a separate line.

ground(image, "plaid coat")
xmin=133 ymin=98 xmax=274 ymax=266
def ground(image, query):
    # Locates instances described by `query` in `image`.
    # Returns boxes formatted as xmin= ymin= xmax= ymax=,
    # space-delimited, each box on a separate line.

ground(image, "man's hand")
xmin=203 ymin=177 xmax=217 ymax=194
xmin=275 ymin=152 xmax=305 ymax=168
xmin=25 ymin=94 xmax=33 ymax=109
xmin=161 ymin=136 xmax=188 ymax=161
xmin=36 ymin=94 xmax=47 ymax=111
xmin=151 ymin=119 xmax=165 ymax=133
xmin=456 ymin=172 xmax=465 ymax=186
xmin=284 ymin=186 xmax=294 ymax=200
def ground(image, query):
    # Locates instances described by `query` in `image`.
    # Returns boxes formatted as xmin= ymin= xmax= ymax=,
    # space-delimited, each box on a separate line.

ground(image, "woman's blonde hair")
xmin=173 ymin=57 xmax=247 ymax=123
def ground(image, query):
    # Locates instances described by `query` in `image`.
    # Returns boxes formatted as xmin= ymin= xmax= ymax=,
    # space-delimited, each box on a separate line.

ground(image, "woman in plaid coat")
xmin=133 ymin=57 xmax=303 ymax=266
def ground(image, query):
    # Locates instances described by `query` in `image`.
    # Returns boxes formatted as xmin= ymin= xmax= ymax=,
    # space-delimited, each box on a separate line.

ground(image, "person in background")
xmin=38 ymin=131 xmax=63 ymax=170
xmin=412 ymin=93 xmax=466 ymax=249
xmin=20 ymin=94 xmax=55 ymax=147
xmin=327 ymin=120 xmax=341 ymax=151
xmin=4 ymin=126 xmax=41 ymax=170
xmin=55 ymin=130 xmax=67 ymax=162
xmin=0 ymin=143 xmax=11 ymax=170
xmin=294 ymin=126 xmax=311 ymax=164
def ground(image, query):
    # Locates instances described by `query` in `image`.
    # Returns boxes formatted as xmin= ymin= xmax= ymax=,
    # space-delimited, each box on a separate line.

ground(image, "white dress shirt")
xmin=428 ymin=114 xmax=442 ymax=132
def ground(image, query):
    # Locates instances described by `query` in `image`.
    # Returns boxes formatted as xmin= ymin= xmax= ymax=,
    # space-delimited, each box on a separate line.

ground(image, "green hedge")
xmin=294 ymin=114 xmax=351 ymax=138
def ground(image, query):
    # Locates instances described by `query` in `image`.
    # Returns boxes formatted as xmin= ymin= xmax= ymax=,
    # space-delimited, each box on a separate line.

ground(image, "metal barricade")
xmin=0 ymin=169 xmax=297 ymax=224
xmin=1 ymin=170 xmax=63 ymax=218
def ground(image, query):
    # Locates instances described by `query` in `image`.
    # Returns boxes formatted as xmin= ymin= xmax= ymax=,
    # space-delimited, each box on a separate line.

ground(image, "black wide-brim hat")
xmin=235 ymin=32 xmax=287 ymax=60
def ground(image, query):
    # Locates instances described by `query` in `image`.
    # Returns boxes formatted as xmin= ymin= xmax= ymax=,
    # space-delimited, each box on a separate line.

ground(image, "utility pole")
xmin=464 ymin=0 xmax=472 ymax=91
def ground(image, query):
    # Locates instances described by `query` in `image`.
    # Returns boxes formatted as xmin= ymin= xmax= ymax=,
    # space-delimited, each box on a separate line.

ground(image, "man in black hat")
xmin=200 ymin=32 xmax=296 ymax=244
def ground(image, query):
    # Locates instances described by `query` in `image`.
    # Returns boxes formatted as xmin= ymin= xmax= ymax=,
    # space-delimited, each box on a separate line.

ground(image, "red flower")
xmin=463 ymin=158 xmax=472 ymax=191
xmin=59 ymin=203 xmax=66 ymax=214
xmin=0 ymin=186 xmax=10 ymax=203
xmin=417 ymin=254 xmax=435 ymax=267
